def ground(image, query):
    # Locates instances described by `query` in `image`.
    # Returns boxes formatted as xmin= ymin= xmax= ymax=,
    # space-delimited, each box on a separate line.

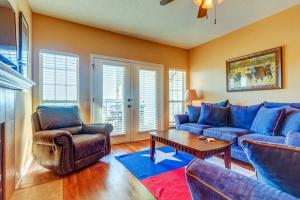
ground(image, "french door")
xmin=91 ymin=57 xmax=163 ymax=144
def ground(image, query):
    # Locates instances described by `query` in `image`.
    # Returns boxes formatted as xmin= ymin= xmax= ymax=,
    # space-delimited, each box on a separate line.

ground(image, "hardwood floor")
xmin=12 ymin=139 xmax=253 ymax=200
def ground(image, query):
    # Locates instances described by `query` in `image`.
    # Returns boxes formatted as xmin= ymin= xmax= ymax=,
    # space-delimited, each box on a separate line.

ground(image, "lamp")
xmin=185 ymin=89 xmax=200 ymax=105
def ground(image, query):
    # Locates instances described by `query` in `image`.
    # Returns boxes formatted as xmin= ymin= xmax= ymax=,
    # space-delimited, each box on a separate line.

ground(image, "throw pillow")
xmin=228 ymin=104 xmax=262 ymax=130
xmin=198 ymin=104 xmax=228 ymax=127
xmin=279 ymin=106 xmax=300 ymax=136
xmin=187 ymin=105 xmax=201 ymax=123
xmin=250 ymin=106 xmax=285 ymax=136
xmin=202 ymin=99 xmax=229 ymax=107
xmin=284 ymin=132 xmax=300 ymax=147
xmin=263 ymin=101 xmax=300 ymax=109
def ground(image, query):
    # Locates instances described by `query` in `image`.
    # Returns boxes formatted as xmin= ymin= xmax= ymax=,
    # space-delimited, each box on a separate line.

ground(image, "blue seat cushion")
xmin=285 ymin=132 xmax=300 ymax=148
xmin=238 ymin=134 xmax=285 ymax=147
xmin=250 ymin=106 xmax=285 ymax=136
xmin=198 ymin=104 xmax=229 ymax=127
xmin=279 ymin=107 xmax=300 ymax=136
xmin=228 ymin=104 xmax=261 ymax=130
xmin=203 ymin=127 xmax=250 ymax=145
xmin=187 ymin=105 xmax=201 ymax=123
xmin=179 ymin=123 xmax=212 ymax=135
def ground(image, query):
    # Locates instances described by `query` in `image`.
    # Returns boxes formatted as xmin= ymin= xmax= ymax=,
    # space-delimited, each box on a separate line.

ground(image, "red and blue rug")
xmin=115 ymin=146 xmax=194 ymax=200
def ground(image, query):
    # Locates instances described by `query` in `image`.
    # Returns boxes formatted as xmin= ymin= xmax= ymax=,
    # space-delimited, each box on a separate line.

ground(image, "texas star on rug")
xmin=141 ymin=149 xmax=182 ymax=164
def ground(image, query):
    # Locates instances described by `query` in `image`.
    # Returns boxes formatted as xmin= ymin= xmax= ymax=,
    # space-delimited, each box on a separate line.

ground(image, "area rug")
xmin=115 ymin=146 xmax=255 ymax=200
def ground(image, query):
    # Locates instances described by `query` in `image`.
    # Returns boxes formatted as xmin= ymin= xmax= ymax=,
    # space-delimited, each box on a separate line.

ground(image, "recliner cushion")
xmin=37 ymin=105 xmax=83 ymax=130
xmin=250 ymin=106 xmax=285 ymax=136
xmin=73 ymin=134 xmax=106 ymax=161
xmin=238 ymin=134 xmax=285 ymax=147
xmin=228 ymin=104 xmax=261 ymax=130
xmin=180 ymin=123 xmax=212 ymax=135
xmin=203 ymin=127 xmax=250 ymax=145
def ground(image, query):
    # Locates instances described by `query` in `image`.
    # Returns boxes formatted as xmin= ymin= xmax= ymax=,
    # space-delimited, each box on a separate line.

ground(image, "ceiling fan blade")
xmin=197 ymin=6 xmax=208 ymax=18
xmin=160 ymin=0 xmax=175 ymax=5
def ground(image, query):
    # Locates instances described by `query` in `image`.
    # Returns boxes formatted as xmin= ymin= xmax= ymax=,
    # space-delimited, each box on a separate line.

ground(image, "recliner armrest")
xmin=33 ymin=130 xmax=73 ymax=146
xmin=174 ymin=114 xmax=189 ymax=129
xmin=82 ymin=123 xmax=113 ymax=155
xmin=82 ymin=123 xmax=113 ymax=135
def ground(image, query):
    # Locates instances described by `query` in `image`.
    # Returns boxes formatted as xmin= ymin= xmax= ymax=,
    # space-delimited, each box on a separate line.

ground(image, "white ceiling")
xmin=28 ymin=0 xmax=300 ymax=49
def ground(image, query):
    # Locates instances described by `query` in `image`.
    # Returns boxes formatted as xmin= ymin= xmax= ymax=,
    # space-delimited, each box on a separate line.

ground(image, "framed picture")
xmin=18 ymin=11 xmax=29 ymax=78
xmin=226 ymin=47 xmax=282 ymax=92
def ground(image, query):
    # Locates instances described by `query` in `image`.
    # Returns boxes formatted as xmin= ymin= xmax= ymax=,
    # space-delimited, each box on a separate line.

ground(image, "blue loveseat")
xmin=175 ymin=101 xmax=300 ymax=163
xmin=185 ymin=133 xmax=300 ymax=199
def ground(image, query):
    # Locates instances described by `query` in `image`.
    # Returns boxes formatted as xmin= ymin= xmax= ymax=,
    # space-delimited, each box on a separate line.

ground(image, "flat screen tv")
xmin=0 ymin=0 xmax=18 ymax=71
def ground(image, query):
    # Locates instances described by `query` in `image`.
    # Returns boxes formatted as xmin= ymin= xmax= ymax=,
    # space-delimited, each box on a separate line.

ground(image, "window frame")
xmin=168 ymin=68 xmax=186 ymax=126
xmin=39 ymin=49 xmax=80 ymax=105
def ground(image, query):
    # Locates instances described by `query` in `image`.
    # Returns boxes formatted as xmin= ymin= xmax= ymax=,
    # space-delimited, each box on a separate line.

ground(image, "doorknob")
xmin=128 ymin=98 xmax=132 ymax=102
xmin=127 ymin=105 xmax=132 ymax=108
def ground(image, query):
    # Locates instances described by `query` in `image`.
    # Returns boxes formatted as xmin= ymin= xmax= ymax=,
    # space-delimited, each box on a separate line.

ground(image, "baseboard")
xmin=15 ymin=156 xmax=33 ymax=189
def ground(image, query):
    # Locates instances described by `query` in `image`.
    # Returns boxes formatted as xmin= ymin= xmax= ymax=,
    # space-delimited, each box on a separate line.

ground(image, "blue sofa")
xmin=185 ymin=132 xmax=300 ymax=200
xmin=175 ymin=101 xmax=300 ymax=163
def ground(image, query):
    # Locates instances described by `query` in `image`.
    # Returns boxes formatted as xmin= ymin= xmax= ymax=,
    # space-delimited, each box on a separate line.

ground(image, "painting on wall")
xmin=226 ymin=47 xmax=282 ymax=92
xmin=19 ymin=11 xmax=29 ymax=78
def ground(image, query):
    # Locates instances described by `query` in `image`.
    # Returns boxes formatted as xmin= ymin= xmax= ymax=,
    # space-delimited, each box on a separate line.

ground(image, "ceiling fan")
xmin=160 ymin=0 xmax=224 ymax=23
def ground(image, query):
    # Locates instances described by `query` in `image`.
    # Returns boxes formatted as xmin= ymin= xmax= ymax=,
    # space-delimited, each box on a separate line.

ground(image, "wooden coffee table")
xmin=149 ymin=129 xmax=233 ymax=169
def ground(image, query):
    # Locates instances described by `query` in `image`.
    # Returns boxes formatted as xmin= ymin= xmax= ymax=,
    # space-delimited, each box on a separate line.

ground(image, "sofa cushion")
xmin=264 ymin=101 xmax=300 ymax=109
xmin=198 ymin=104 xmax=229 ymax=127
xmin=203 ymin=127 xmax=250 ymax=145
xmin=228 ymin=104 xmax=262 ymax=130
xmin=37 ymin=105 xmax=83 ymax=130
xmin=187 ymin=105 xmax=201 ymax=123
xmin=73 ymin=134 xmax=106 ymax=161
xmin=285 ymin=132 xmax=300 ymax=148
xmin=279 ymin=107 xmax=300 ymax=136
xmin=241 ymin=139 xmax=300 ymax=198
xmin=250 ymin=106 xmax=285 ymax=136
xmin=180 ymin=123 xmax=212 ymax=135
xmin=238 ymin=134 xmax=285 ymax=147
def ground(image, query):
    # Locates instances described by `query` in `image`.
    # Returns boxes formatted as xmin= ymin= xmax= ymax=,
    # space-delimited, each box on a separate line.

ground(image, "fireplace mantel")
xmin=0 ymin=61 xmax=35 ymax=90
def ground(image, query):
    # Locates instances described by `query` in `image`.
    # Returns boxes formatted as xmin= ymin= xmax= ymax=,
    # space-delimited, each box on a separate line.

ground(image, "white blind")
xmin=169 ymin=69 xmax=186 ymax=124
xmin=102 ymin=65 xmax=126 ymax=136
xmin=40 ymin=51 xmax=79 ymax=104
xmin=139 ymin=69 xmax=160 ymax=132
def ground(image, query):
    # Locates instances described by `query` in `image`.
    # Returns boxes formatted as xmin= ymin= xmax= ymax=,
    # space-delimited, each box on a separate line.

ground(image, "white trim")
xmin=15 ymin=156 xmax=33 ymax=189
xmin=0 ymin=61 xmax=35 ymax=91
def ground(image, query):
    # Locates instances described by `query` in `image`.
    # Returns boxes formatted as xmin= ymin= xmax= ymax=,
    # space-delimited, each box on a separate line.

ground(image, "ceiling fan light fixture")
xmin=193 ymin=0 xmax=203 ymax=6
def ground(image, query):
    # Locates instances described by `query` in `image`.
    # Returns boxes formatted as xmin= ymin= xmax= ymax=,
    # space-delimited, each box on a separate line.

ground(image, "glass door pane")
xmin=102 ymin=65 xmax=126 ymax=136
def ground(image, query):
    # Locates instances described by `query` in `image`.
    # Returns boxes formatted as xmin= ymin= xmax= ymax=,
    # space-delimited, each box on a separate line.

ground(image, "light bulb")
xmin=202 ymin=0 xmax=214 ymax=9
xmin=193 ymin=0 xmax=203 ymax=6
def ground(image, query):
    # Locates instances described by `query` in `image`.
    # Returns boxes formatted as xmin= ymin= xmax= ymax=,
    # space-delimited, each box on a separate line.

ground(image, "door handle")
xmin=127 ymin=105 xmax=132 ymax=108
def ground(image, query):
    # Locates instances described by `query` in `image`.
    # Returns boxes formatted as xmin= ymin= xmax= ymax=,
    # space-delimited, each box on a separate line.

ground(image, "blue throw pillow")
xmin=285 ymin=132 xmax=300 ymax=147
xmin=198 ymin=104 xmax=228 ymax=127
xmin=228 ymin=104 xmax=262 ymax=130
xmin=279 ymin=107 xmax=300 ymax=136
xmin=250 ymin=106 xmax=285 ymax=136
xmin=187 ymin=105 xmax=201 ymax=123
xmin=202 ymin=99 xmax=229 ymax=107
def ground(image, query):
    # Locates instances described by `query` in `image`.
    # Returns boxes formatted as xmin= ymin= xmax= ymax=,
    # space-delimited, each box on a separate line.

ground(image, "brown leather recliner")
xmin=32 ymin=105 xmax=113 ymax=175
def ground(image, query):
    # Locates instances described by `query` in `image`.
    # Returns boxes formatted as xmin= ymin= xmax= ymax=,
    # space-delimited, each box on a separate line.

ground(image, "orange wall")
xmin=189 ymin=4 xmax=300 ymax=106
xmin=32 ymin=14 xmax=189 ymax=128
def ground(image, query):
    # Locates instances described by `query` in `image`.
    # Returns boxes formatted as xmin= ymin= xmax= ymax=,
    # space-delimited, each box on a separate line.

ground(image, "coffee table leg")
xmin=150 ymin=136 xmax=155 ymax=161
xmin=175 ymin=149 xmax=178 ymax=155
xmin=224 ymin=148 xmax=231 ymax=169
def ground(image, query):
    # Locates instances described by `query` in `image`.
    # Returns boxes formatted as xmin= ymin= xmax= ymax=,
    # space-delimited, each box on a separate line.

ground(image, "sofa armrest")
xmin=285 ymin=132 xmax=300 ymax=147
xmin=186 ymin=159 xmax=297 ymax=200
xmin=32 ymin=130 xmax=74 ymax=175
xmin=82 ymin=123 xmax=113 ymax=154
xmin=174 ymin=114 xmax=189 ymax=129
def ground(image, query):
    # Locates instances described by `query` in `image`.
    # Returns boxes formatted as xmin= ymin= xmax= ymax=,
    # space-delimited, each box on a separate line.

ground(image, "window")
xmin=169 ymin=69 xmax=186 ymax=125
xmin=40 ymin=50 xmax=79 ymax=104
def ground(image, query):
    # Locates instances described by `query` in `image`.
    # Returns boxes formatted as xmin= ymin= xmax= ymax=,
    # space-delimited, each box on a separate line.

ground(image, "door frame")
xmin=90 ymin=54 xmax=165 ymax=143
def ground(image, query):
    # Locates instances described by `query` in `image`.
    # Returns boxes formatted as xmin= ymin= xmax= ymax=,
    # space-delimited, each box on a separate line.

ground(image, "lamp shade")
xmin=185 ymin=89 xmax=199 ymax=101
